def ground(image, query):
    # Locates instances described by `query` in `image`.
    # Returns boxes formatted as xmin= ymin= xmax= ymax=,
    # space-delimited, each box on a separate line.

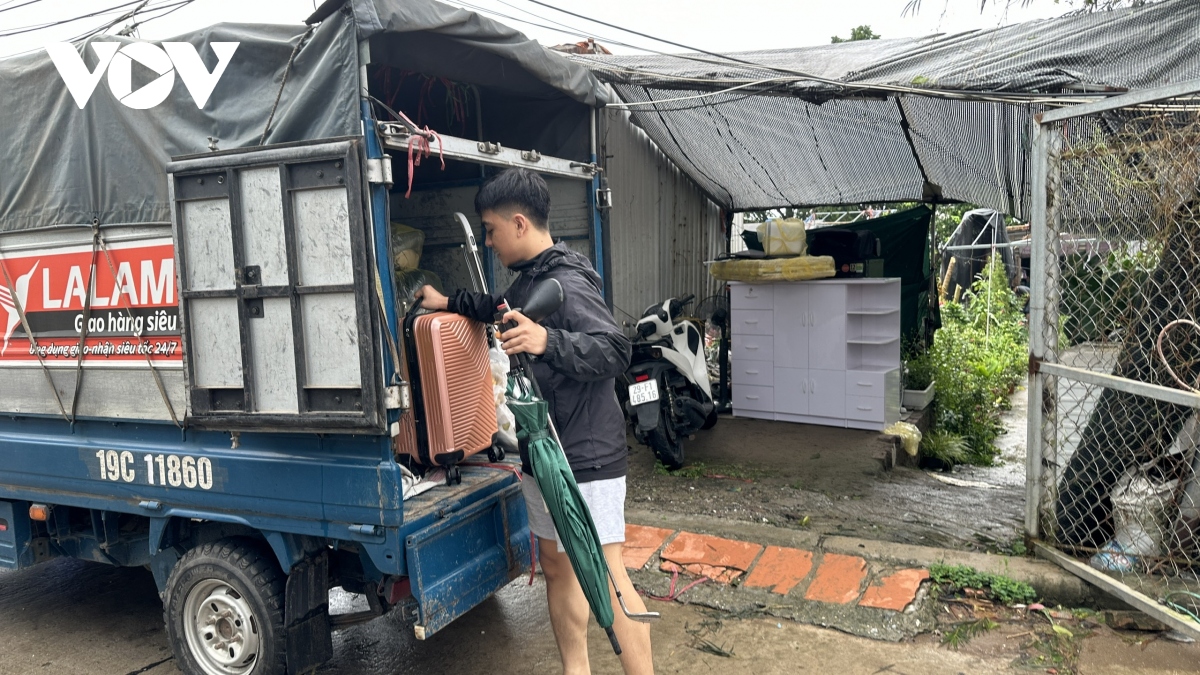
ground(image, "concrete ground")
xmin=626 ymin=394 xmax=1029 ymax=554
xmin=5 ymin=388 xmax=1198 ymax=673
xmin=0 ymin=556 xmax=1196 ymax=675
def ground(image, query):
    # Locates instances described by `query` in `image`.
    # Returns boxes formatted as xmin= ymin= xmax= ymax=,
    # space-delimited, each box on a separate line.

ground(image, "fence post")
xmin=1026 ymin=119 xmax=1049 ymax=540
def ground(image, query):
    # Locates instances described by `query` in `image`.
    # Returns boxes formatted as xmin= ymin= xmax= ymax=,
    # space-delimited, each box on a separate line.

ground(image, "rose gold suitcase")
xmin=400 ymin=311 xmax=496 ymax=469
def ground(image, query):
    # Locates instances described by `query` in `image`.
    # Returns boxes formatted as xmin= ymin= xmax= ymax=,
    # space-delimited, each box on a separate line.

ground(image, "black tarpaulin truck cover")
xmin=0 ymin=0 xmax=609 ymax=234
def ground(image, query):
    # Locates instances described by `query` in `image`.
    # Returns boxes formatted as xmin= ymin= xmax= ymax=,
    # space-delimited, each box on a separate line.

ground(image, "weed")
xmin=920 ymin=430 xmax=969 ymax=465
xmin=942 ymin=618 xmax=998 ymax=649
xmin=930 ymin=563 xmax=1037 ymax=605
xmin=684 ymin=618 xmax=736 ymax=658
xmin=655 ymin=460 xmax=760 ymax=480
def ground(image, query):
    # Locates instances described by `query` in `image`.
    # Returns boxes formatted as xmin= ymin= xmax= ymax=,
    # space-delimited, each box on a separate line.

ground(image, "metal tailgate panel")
xmin=406 ymin=481 xmax=530 ymax=639
xmin=167 ymin=138 xmax=383 ymax=432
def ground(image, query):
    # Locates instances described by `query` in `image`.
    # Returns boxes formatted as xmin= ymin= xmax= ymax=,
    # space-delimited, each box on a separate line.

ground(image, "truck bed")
xmin=405 ymin=461 xmax=523 ymax=524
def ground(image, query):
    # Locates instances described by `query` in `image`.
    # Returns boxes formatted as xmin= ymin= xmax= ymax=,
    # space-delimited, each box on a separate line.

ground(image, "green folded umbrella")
xmin=496 ymin=279 xmax=658 ymax=656
xmin=508 ymin=374 xmax=622 ymax=653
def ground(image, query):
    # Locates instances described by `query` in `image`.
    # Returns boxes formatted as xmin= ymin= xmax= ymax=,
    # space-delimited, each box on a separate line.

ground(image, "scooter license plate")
xmin=628 ymin=380 xmax=660 ymax=405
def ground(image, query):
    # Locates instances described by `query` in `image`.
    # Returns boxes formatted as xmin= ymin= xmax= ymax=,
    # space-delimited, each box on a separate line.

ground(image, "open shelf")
xmin=847 ymin=336 xmax=900 ymax=345
xmin=846 ymin=363 xmax=899 ymax=373
xmin=848 ymin=308 xmax=900 ymax=316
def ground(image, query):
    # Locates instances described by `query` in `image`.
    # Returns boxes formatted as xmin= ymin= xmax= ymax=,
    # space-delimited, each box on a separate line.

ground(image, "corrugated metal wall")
xmin=602 ymin=109 xmax=725 ymax=328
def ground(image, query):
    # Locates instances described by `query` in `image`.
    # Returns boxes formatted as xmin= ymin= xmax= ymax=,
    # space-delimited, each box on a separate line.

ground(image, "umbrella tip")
xmin=606 ymin=627 xmax=622 ymax=655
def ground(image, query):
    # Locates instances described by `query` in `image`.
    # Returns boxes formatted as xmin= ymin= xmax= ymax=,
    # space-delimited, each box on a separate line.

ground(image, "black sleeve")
xmin=539 ymin=272 xmax=631 ymax=382
xmin=448 ymin=290 xmax=505 ymax=323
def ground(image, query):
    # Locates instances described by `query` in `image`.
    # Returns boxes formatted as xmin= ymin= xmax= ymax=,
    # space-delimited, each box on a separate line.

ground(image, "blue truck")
xmin=0 ymin=1 xmax=611 ymax=673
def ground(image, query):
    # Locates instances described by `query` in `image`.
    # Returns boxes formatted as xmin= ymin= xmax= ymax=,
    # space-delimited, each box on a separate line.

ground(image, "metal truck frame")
xmin=0 ymin=25 xmax=602 ymax=673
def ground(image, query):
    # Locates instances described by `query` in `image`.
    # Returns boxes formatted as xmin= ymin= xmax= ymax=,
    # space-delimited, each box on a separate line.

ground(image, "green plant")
xmin=927 ymin=257 xmax=1027 ymax=464
xmin=920 ymin=430 xmax=968 ymax=465
xmin=1058 ymin=245 xmax=1156 ymax=347
xmin=930 ymin=563 xmax=1037 ymax=605
xmin=904 ymin=350 xmax=935 ymax=390
xmin=942 ymin=618 xmax=998 ymax=649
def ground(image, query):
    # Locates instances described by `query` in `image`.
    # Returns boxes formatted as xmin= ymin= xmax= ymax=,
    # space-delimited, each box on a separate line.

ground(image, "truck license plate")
xmin=628 ymin=380 xmax=660 ymax=405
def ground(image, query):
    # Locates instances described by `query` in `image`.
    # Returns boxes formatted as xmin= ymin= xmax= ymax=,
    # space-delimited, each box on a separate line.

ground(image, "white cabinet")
xmin=730 ymin=279 xmax=901 ymax=431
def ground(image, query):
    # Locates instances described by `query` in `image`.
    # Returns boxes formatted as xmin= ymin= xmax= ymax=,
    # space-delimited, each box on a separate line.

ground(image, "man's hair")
xmin=474 ymin=168 xmax=551 ymax=230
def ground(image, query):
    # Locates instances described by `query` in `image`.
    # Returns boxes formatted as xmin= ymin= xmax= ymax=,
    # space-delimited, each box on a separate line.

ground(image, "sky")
xmin=0 ymin=0 xmax=1074 ymax=59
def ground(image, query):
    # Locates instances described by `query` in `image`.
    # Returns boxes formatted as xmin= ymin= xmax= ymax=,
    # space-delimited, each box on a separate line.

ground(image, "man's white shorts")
xmin=521 ymin=475 xmax=626 ymax=553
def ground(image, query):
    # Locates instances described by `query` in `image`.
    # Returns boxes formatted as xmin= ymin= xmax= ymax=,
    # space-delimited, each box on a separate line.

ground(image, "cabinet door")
xmin=808 ymin=284 xmax=847 ymax=370
xmin=772 ymin=284 xmax=809 ymax=369
xmin=808 ymin=369 xmax=846 ymax=418
xmin=774 ymin=367 xmax=808 ymax=415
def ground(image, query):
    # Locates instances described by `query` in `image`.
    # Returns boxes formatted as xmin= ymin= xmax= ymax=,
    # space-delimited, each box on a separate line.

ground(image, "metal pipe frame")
xmin=1028 ymin=79 xmax=1200 ymax=634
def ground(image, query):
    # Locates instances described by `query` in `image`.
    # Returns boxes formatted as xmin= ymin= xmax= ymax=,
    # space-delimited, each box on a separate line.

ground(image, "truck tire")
xmin=163 ymin=538 xmax=287 ymax=675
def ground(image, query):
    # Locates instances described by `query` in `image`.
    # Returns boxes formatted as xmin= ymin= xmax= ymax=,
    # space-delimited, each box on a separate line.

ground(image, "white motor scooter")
xmin=620 ymin=295 xmax=717 ymax=469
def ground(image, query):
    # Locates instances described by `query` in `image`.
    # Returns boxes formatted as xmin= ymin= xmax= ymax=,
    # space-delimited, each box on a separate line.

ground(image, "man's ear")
xmin=512 ymin=213 xmax=529 ymax=237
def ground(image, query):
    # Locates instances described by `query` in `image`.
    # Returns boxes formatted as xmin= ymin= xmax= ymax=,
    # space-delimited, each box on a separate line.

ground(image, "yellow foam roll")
xmin=708 ymin=255 xmax=836 ymax=283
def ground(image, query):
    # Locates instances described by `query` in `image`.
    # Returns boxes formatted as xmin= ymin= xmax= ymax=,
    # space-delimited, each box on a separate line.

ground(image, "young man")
xmin=416 ymin=168 xmax=654 ymax=675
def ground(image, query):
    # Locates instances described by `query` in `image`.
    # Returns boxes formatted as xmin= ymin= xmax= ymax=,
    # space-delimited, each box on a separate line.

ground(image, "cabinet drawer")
xmin=732 ymin=335 xmax=773 ymax=362
xmin=731 ymin=309 xmax=773 ymax=336
xmin=846 ymin=395 xmax=886 ymax=422
xmin=732 ymin=385 xmax=774 ymax=412
xmin=731 ymin=359 xmax=773 ymax=387
xmin=731 ymin=283 xmax=773 ymax=310
xmin=846 ymin=371 xmax=887 ymax=396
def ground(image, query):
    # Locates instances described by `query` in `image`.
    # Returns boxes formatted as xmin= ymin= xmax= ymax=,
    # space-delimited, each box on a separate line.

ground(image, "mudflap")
xmin=285 ymin=551 xmax=332 ymax=674
xmin=633 ymin=400 xmax=661 ymax=433
xmin=407 ymin=481 xmax=530 ymax=639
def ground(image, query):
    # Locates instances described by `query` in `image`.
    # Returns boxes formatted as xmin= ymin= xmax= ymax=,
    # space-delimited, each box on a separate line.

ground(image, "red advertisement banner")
xmin=0 ymin=238 xmax=181 ymax=367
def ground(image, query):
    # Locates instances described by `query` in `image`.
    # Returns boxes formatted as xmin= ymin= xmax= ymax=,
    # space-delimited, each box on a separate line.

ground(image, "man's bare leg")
xmin=603 ymin=543 xmax=654 ymax=675
xmin=539 ymin=538 xmax=591 ymax=675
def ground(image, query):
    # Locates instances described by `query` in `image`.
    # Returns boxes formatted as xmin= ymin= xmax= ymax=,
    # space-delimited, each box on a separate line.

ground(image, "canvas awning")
xmin=573 ymin=0 xmax=1200 ymax=217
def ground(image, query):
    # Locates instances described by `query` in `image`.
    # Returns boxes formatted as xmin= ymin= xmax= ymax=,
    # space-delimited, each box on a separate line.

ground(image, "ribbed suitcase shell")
xmin=404 ymin=312 xmax=495 ymax=466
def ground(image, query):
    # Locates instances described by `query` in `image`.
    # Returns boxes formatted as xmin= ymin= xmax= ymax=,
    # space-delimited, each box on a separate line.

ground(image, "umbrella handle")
xmin=611 ymin=573 xmax=661 ymax=623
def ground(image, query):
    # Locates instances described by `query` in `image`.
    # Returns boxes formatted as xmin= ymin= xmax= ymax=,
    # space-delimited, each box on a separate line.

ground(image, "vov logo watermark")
xmin=46 ymin=42 xmax=239 ymax=110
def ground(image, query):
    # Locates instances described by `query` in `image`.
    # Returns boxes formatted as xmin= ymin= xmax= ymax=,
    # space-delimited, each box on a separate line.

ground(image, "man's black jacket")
xmin=450 ymin=242 xmax=632 ymax=483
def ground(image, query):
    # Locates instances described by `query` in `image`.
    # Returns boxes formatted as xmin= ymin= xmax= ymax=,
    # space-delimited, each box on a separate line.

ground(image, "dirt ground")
xmin=1 ymin=558 xmax=1194 ymax=675
xmin=626 ymin=388 xmax=1029 ymax=553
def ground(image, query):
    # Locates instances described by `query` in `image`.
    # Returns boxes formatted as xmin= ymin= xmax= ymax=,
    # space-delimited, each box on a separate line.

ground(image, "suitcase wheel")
xmin=446 ymin=466 xmax=462 ymax=486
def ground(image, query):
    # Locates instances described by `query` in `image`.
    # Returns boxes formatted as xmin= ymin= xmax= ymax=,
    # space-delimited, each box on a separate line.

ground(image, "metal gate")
xmin=1028 ymin=80 xmax=1200 ymax=636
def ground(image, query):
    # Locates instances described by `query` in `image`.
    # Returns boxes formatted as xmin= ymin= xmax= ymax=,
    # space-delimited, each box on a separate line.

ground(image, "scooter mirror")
xmin=521 ymin=278 xmax=564 ymax=324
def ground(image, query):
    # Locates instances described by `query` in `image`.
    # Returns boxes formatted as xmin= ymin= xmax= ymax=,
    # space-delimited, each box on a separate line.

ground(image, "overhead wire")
xmin=0 ymin=0 xmax=45 ymax=16
xmin=0 ymin=0 xmax=195 ymax=58
xmin=0 ymin=0 xmax=151 ymax=37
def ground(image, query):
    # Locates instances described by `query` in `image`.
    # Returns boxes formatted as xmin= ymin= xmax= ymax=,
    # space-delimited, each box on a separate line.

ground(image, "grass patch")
xmin=654 ymin=460 xmax=760 ymax=480
xmin=930 ymin=564 xmax=1037 ymax=605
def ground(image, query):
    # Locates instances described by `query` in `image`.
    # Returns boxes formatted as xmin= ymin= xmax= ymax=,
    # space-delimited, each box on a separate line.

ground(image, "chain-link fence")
xmin=1030 ymin=85 xmax=1200 ymax=633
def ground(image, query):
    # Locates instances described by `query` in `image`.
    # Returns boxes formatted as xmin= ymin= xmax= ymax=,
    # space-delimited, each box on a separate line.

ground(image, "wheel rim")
xmin=182 ymin=579 xmax=262 ymax=675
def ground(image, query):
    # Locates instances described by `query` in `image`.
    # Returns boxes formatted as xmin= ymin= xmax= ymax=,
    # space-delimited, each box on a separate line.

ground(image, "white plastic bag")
xmin=756 ymin=218 xmax=808 ymax=257
xmin=490 ymin=342 xmax=518 ymax=449
xmin=1090 ymin=471 xmax=1177 ymax=572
